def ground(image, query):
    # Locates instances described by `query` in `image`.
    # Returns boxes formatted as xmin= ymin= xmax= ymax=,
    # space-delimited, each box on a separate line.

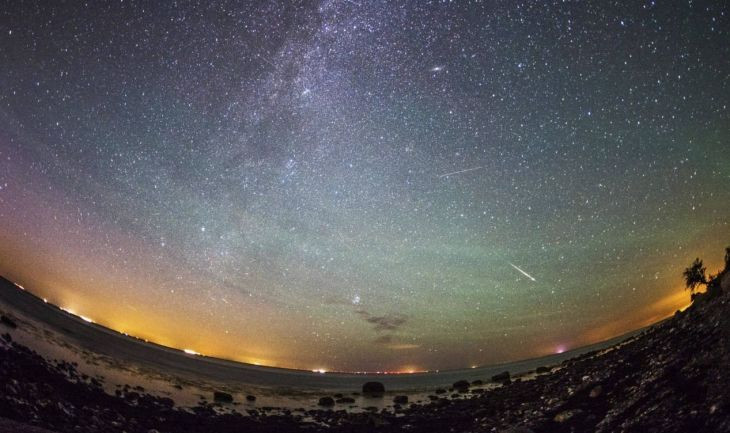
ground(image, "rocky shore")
xmin=2 ymin=280 xmax=730 ymax=432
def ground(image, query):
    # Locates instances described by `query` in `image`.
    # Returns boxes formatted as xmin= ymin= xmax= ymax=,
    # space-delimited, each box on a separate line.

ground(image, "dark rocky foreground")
xmin=2 ymin=286 xmax=730 ymax=433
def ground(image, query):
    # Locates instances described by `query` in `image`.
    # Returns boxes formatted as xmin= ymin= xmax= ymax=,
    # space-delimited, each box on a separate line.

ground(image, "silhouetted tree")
xmin=683 ymin=258 xmax=707 ymax=292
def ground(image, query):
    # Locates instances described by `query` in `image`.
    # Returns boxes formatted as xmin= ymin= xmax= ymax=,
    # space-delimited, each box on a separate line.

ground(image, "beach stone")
xmin=0 ymin=315 xmax=17 ymax=329
xmin=453 ymin=380 xmax=470 ymax=391
xmin=536 ymin=366 xmax=551 ymax=374
xmin=554 ymin=409 xmax=583 ymax=423
xmin=213 ymin=391 xmax=233 ymax=403
xmin=246 ymin=395 xmax=256 ymax=402
xmin=393 ymin=395 xmax=408 ymax=404
xmin=589 ymin=385 xmax=603 ymax=398
xmin=434 ymin=388 xmax=447 ymax=394
xmin=318 ymin=396 xmax=335 ymax=406
xmin=362 ymin=381 xmax=385 ymax=396
xmin=471 ymin=379 xmax=483 ymax=386
xmin=721 ymin=272 xmax=730 ymax=291
xmin=492 ymin=371 xmax=511 ymax=383
xmin=158 ymin=397 xmax=174 ymax=408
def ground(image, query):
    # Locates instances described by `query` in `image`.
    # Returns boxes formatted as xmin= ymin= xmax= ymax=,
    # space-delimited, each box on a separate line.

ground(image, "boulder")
xmin=213 ymin=391 xmax=233 ymax=403
xmin=452 ymin=380 xmax=470 ymax=391
xmin=393 ymin=395 xmax=408 ymax=404
xmin=536 ymin=366 xmax=551 ymax=374
xmin=245 ymin=395 xmax=256 ymax=402
xmin=0 ymin=315 xmax=17 ymax=329
xmin=491 ymin=371 xmax=511 ymax=383
xmin=318 ymin=396 xmax=335 ymax=406
xmin=471 ymin=379 xmax=483 ymax=386
xmin=362 ymin=381 xmax=385 ymax=396
xmin=554 ymin=409 xmax=584 ymax=423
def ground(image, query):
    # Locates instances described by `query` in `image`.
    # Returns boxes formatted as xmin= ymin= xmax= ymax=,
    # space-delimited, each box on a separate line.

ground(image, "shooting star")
xmin=256 ymin=53 xmax=277 ymax=68
xmin=508 ymin=262 xmax=537 ymax=281
xmin=438 ymin=166 xmax=485 ymax=178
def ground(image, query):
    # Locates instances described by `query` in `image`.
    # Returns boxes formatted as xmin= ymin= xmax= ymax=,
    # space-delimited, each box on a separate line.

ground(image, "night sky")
xmin=0 ymin=1 xmax=728 ymax=372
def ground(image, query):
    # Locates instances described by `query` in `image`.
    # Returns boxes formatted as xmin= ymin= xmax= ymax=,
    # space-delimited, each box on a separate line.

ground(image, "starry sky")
xmin=0 ymin=1 xmax=728 ymax=372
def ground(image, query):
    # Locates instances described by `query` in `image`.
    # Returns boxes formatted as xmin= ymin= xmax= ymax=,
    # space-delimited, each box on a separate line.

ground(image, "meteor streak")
xmin=508 ymin=262 xmax=537 ymax=281
xmin=438 ymin=166 xmax=485 ymax=178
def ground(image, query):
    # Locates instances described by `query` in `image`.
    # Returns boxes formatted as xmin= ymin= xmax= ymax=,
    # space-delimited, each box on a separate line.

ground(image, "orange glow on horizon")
xmin=1 ymin=264 xmax=718 ymax=373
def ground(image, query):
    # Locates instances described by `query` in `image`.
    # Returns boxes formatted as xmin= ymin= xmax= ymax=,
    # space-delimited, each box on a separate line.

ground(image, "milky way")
xmin=0 ymin=1 xmax=728 ymax=372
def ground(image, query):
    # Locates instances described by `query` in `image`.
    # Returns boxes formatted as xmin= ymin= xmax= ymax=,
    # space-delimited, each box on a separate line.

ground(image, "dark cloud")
xmin=356 ymin=310 xmax=407 ymax=332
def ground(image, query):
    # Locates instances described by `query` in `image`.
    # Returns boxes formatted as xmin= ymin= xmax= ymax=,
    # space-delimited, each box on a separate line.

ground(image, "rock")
xmin=158 ymin=397 xmax=174 ymax=408
xmin=471 ymin=379 xmax=483 ymax=386
xmin=536 ymin=366 xmax=551 ymax=374
xmin=452 ymin=380 xmax=470 ymax=391
xmin=245 ymin=395 xmax=256 ymax=402
xmin=0 ymin=315 xmax=17 ymax=329
xmin=491 ymin=371 xmax=511 ymax=383
xmin=434 ymin=388 xmax=447 ymax=394
xmin=589 ymin=385 xmax=603 ymax=398
xmin=554 ymin=409 xmax=583 ymax=423
xmin=213 ymin=391 xmax=233 ymax=403
xmin=318 ymin=396 xmax=335 ymax=406
xmin=721 ymin=272 xmax=730 ymax=292
xmin=362 ymin=381 xmax=385 ymax=396
xmin=710 ymin=403 xmax=720 ymax=414
xmin=393 ymin=395 xmax=408 ymax=404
